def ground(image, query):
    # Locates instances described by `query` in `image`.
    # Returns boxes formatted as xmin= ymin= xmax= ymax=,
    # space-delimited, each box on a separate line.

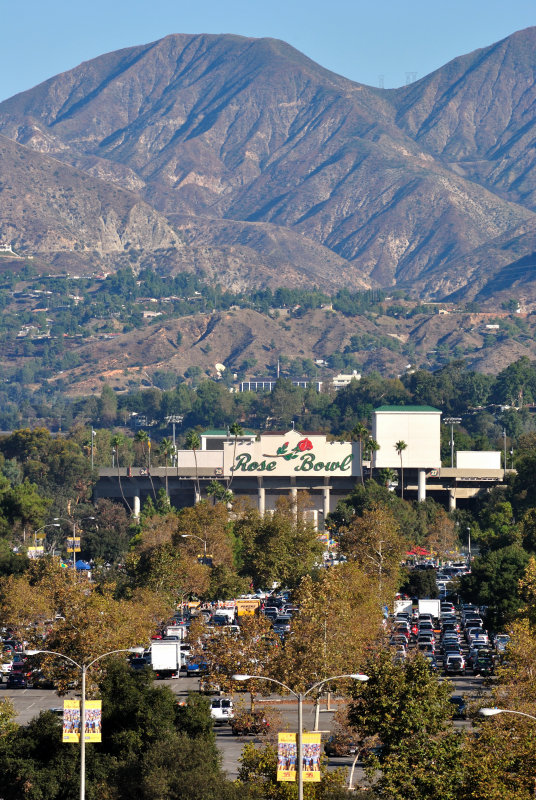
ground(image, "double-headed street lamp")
xmin=24 ymin=647 xmax=145 ymax=800
xmin=233 ymin=672 xmax=369 ymax=800
xmin=54 ymin=517 xmax=96 ymax=569
xmin=32 ymin=523 xmax=60 ymax=553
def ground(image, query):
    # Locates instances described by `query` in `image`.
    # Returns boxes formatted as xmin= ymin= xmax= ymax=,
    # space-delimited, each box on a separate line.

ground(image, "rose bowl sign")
xmin=223 ymin=430 xmax=358 ymax=478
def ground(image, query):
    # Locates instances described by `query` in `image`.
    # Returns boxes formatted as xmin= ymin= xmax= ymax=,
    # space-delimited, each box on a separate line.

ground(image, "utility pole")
xmin=443 ymin=417 xmax=461 ymax=468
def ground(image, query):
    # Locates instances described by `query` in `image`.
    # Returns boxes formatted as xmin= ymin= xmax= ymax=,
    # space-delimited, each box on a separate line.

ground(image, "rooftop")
xmin=375 ymin=405 xmax=442 ymax=413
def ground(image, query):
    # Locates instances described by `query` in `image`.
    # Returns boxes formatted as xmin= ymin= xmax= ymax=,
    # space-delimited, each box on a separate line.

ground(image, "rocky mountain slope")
xmin=0 ymin=29 xmax=535 ymax=298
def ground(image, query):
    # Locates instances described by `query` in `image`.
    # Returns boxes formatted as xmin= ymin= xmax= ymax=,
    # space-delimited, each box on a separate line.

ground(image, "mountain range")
xmin=1 ymin=28 xmax=536 ymax=300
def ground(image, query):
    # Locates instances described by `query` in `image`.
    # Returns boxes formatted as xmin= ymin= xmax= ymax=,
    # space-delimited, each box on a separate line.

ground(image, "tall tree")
xmin=159 ymin=437 xmax=174 ymax=500
xmin=227 ymin=422 xmax=243 ymax=491
xmin=136 ymin=430 xmax=156 ymax=500
xmin=185 ymin=430 xmax=201 ymax=502
xmin=338 ymin=505 xmax=405 ymax=602
xmin=347 ymin=423 xmax=369 ymax=485
xmin=348 ymin=651 xmax=465 ymax=800
xmin=395 ymin=440 xmax=407 ymax=500
xmin=111 ymin=433 xmax=132 ymax=514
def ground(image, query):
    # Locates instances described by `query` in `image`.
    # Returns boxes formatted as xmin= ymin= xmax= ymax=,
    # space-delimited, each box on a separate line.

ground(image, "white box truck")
xmin=418 ymin=599 xmax=441 ymax=620
xmin=165 ymin=625 xmax=187 ymax=640
xmin=150 ymin=641 xmax=181 ymax=679
xmin=394 ymin=599 xmax=412 ymax=616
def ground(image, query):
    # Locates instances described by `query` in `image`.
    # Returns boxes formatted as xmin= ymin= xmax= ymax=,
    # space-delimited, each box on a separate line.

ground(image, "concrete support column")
xmin=417 ymin=469 xmax=426 ymax=502
xmin=258 ymin=478 xmax=265 ymax=516
xmin=449 ymin=489 xmax=456 ymax=512
xmin=323 ymin=484 xmax=331 ymax=521
xmin=133 ymin=493 xmax=141 ymax=519
xmin=290 ymin=481 xmax=298 ymax=520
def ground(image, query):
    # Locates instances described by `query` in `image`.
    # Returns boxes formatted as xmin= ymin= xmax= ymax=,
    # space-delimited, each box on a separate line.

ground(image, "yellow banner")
xmin=62 ymin=700 xmax=102 ymax=743
xmin=277 ymin=732 xmax=297 ymax=781
xmin=62 ymin=700 xmax=80 ymax=742
xmin=84 ymin=701 xmax=102 ymax=742
xmin=302 ymin=732 xmax=321 ymax=782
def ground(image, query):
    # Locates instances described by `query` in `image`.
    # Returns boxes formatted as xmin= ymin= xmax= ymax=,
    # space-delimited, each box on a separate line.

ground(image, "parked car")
xmin=230 ymin=709 xmax=271 ymax=736
xmin=449 ymin=695 xmax=467 ymax=719
xmin=324 ymin=732 xmax=359 ymax=757
xmin=210 ymin=697 xmax=234 ymax=725
xmin=6 ymin=672 xmax=27 ymax=689
xmin=494 ymin=634 xmax=510 ymax=654
xmin=444 ymin=654 xmax=465 ymax=675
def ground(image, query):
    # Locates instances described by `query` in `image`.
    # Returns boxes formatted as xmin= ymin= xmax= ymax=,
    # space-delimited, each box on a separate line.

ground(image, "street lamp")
xmin=480 ymin=707 xmax=536 ymax=722
xmin=91 ymin=429 xmax=96 ymax=471
xmin=180 ymin=534 xmax=207 ymax=559
xmin=233 ymin=672 xmax=369 ymax=800
xmin=54 ymin=517 xmax=96 ymax=570
xmin=23 ymin=647 xmax=145 ymax=800
xmin=32 ymin=523 xmax=60 ymax=553
xmin=443 ymin=417 xmax=461 ymax=468
xmin=466 ymin=526 xmax=471 ymax=561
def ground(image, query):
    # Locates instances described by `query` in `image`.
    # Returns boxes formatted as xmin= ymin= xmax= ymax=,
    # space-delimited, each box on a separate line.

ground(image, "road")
xmin=1 ymin=669 xmax=489 ymax=785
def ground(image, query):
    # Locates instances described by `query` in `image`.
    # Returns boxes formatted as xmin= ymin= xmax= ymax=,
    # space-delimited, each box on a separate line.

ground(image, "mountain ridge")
xmin=0 ymin=29 xmax=535 ymax=298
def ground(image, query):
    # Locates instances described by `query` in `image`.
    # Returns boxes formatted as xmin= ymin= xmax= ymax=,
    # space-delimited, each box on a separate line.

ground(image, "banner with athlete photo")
xmin=62 ymin=700 xmax=102 ymax=742
xmin=84 ymin=701 xmax=102 ymax=742
xmin=302 ymin=732 xmax=321 ymax=782
xmin=277 ymin=733 xmax=297 ymax=781
xmin=62 ymin=700 xmax=80 ymax=742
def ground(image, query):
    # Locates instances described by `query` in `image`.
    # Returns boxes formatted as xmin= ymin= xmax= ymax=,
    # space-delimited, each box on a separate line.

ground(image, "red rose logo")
xmin=298 ymin=438 xmax=313 ymax=452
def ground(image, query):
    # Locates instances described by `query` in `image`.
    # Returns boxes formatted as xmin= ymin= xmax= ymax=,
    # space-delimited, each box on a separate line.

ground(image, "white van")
xmin=210 ymin=697 xmax=234 ymax=725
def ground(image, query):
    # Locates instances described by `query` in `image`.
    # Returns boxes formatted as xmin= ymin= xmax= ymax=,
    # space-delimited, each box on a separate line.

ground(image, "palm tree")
xmin=227 ymin=422 xmax=243 ymax=491
xmin=395 ymin=440 xmax=408 ymax=499
xmin=185 ymin=430 xmax=201 ymax=502
xmin=349 ymin=423 xmax=369 ymax=485
xmin=364 ymin=436 xmax=380 ymax=481
xmin=206 ymin=479 xmax=233 ymax=506
xmin=111 ymin=433 xmax=132 ymax=514
xmin=159 ymin=437 xmax=174 ymax=500
xmin=136 ymin=429 xmax=156 ymax=499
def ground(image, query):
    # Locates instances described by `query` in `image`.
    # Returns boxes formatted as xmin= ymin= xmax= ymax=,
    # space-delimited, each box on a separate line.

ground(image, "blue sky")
xmin=1 ymin=0 xmax=534 ymax=101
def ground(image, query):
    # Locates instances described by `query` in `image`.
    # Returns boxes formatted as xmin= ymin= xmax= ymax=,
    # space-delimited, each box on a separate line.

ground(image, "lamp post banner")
xmin=84 ymin=701 xmax=102 ymax=742
xmin=62 ymin=700 xmax=80 ymax=742
xmin=62 ymin=700 xmax=102 ymax=743
xmin=277 ymin=733 xmax=297 ymax=781
xmin=302 ymin=733 xmax=321 ymax=782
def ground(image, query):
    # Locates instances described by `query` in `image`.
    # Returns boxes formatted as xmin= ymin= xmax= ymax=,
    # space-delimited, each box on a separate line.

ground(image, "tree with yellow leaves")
xmin=273 ymin=563 xmax=382 ymax=695
xmin=0 ymin=558 xmax=168 ymax=692
xmin=338 ymin=504 xmax=405 ymax=603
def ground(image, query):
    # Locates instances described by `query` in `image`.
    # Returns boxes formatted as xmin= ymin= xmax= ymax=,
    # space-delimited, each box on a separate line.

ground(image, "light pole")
xmin=466 ymin=526 xmax=471 ymax=561
xmin=54 ymin=517 xmax=96 ymax=570
xmin=180 ymin=533 xmax=207 ymax=560
xmin=33 ymin=523 xmax=60 ymax=553
xmin=503 ymin=429 xmax=507 ymax=479
xmin=233 ymin=672 xmax=368 ymax=800
xmin=91 ymin=429 xmax=96 ymax=471
xmin=443 ymin=417 xmax=461 ymax=468
xmin=24 ymin=647 xmax=144 ymax=800
xmin=480 ymin=707 xmax=536 ymax=722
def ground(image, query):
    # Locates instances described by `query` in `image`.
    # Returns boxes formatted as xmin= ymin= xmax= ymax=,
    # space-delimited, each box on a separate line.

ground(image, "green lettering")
xmin=247 ymin=461 xmax=259 ymax=471
xmin=233 ymin=454 xmax=251 ymax=472
xmin=295 ymin=453 xmax=315 ymax=471
xmin=266 ymin=461 xmax=276 ymax=471
xmin=340 ymin=454 xmax=353 ymax=471
xmin=329 ymin=461 xmax=340 ymax=472
xmin=314 ymin=461 xmax=325 ymax=471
